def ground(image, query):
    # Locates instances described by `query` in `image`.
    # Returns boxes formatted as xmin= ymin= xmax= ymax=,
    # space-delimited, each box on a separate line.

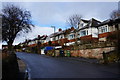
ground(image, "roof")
xmin=97 ymin=19 xmax=112 ymax=27
xmin=78 ymin=18 xmax=101 ymax=31
xmin=46 ymin=27 xmax=75 ymax=39
xmin=21 ymin=35 xmax=48 ymax=44
xmin=48 ymin=30 xmax=66 ymax=38
xmin=112 ymin=17 xmax=120 ymax=24
xmin=97 ymin=17 xmax=120 ymax=27
xmin=86 ymin=18 xmax=101 ymax=27
xmin=81 ymin=19 xmax=89 ymax=23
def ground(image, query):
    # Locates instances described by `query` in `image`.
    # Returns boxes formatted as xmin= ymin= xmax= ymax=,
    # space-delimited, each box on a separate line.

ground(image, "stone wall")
xmin=70 ymin=47 xmax=115 ymax=59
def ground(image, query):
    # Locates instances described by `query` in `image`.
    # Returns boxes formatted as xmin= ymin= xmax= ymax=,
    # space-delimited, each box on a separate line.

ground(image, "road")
xmin=16 ymin=52 xmax=120 ymax=79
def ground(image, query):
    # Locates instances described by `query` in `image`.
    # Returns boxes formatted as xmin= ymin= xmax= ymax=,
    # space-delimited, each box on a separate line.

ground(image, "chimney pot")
xmin=58 ymin=28 xmax=62 ymax=32
xmin=71 ymin=27 xmax=74 ymax=31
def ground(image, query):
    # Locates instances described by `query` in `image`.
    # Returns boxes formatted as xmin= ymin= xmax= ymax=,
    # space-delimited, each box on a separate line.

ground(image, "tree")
xmin=110 ymin=10 xmax=120 ymax=19
xmin=2 ymin=4 xmax=34 ymax=50
xmin=66 ymin=14 xmax=82 ymax=29
xmin=66 ymin=14 xmax=82 ymax=46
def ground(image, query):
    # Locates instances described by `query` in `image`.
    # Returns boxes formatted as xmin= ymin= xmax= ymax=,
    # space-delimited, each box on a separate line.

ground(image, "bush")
xmin=2 ymin=51 xmax=19 ymax=80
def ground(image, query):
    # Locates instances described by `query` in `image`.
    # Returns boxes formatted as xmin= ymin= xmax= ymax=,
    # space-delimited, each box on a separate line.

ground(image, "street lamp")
xmin=51 ymin=26 xmax=56 ymax=57
xmin=51 ymin=26 xmax=55 ymax=34
xmin=51 ymin=26 xmax=56 ymax=41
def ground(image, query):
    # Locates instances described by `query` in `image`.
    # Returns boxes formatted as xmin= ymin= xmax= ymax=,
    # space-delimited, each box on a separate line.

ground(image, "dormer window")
xmin=80 ymin=23 xmax=84 ymax=27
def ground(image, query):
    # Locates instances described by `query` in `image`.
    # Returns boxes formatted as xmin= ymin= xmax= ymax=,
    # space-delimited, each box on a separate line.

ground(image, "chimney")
xmin=58 ymin=28 xmax=62 ymax=32
xmin=71 ymin=27 xmax=74 ymax=31
xmin=38 ymin=35 xmax=40 ymax=38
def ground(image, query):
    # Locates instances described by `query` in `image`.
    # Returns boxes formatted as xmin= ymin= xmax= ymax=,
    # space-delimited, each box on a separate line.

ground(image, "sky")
xmin=1 ymin=1 xmax=119 ymax=45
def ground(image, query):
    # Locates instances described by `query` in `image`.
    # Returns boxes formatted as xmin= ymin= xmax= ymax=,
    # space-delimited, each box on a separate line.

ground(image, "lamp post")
xmin=51 ymin=26 xmax=56 ymax=57
xmin=51 ymin=26 xmax=55 ymax=35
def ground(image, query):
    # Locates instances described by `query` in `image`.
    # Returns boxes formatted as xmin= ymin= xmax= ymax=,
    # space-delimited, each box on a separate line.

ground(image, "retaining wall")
xmin=70 ymin=47 xmax=115 ymax=59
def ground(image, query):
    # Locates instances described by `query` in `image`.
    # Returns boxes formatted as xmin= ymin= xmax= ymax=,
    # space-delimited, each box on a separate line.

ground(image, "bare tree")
xmin=110 ymin=10 xmax=120 ymax=19
xmin=66 ymin=14 xmax=82 ymax=29
xmin=66 ymin=14 xmax=82 ymax=46
xmin=2 ymin=4 xmax=34 ymax=50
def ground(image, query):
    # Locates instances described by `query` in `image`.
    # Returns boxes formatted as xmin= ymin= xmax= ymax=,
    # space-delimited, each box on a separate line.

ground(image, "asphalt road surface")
xmin=16 ymin=52 xmax=120 ymax=79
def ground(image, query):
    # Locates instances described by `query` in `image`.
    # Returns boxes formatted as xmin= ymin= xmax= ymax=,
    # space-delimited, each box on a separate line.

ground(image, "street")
xmin=16 ymin=52 xmax=120 ymax=79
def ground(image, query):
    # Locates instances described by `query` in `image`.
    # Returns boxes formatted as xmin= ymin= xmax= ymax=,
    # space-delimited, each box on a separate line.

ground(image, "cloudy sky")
xmin=2 ymin=1 xmax=119 ymax=45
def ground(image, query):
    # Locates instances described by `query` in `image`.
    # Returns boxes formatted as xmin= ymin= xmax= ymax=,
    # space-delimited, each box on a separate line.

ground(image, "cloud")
xmin=14 ymin=2 xmax=117 ymax=23
xmin=2 ymin=0 xmax=119 ymax=2
xmin=3 ymin=2 xmax=117 ymax=26
xmin=13 ymin=26 xmax=54 ymax=45
xmin=2 ymin=2 xmax=118 ymax=45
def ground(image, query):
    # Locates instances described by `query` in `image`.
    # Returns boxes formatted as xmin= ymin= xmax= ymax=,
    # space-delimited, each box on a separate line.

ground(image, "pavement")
xmin=17 ymin=58 xmax=27 ymax=80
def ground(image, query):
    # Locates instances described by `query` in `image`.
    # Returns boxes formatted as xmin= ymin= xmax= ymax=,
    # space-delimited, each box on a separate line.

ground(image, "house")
xmin=44 ymin=18 xmax=101 ymax=47
xmin=66 ymin=27 xmax=76 ymax=46
xmin=55 ymin=29 xmax=68 ymax=46
xmin=28 ymin=39 xmax=37 ymax=47
xmin=40 ymin=35 xmax=48 ymax=45
xmin=44 ymin=28 xmax=67 ymax=47
xmin=28 ymin=35 xmax=47 ymax=47
xmin=77 ymin=18 xmax=101 ymax=42
xmin=2 ymin=45 xmax=8 ymax=50
xmin=44 ymin=32 xmax=57 ymax=46
xmin=44 ymin=27 xmax=76 ymax=48
xmin=97 ymin=17 xmax=120 ymax=41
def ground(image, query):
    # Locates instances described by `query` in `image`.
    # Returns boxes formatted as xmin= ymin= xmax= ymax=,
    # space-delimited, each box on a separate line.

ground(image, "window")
xmin=50 ymin=38 xmax=54 ymax=41
xmin=69 ymin=34 xmax=74 ymax=39
xmin=80 ymin=23 xmax=84 ymax=27
xmin=86 ymin=30 xmax=88 ymax=35
xmin=101 ymin=26 xmax=108 ymax=33
xmin=56 ymin=36 xmax=58 ymax=40
xmin=59 ymin=35 xmax=63 ymax=39
xmin=80 ymin=30 xmax=87 ymax=37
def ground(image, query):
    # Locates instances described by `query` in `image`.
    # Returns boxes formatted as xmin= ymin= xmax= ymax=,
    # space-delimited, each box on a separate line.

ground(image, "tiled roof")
xmin=81 ymin=19 xmax=89 ymax=23
xmin=78 ymin=18 xmax=101 ymax=31
xmin=97 ymin=17 xmax=120 ymax=27
xmin=47 ymin=27 xmax=74 ymax=38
